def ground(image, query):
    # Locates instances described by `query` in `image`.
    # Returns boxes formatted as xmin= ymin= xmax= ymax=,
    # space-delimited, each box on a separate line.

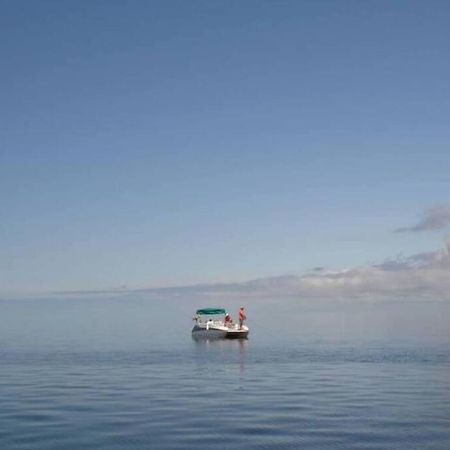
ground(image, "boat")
xmin=191 ymin=308 xmax=249 ymax=339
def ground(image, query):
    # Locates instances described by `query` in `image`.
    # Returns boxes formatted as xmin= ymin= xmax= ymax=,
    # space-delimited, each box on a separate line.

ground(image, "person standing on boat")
xmin=238 ymin=307 xmax=246 ymax=330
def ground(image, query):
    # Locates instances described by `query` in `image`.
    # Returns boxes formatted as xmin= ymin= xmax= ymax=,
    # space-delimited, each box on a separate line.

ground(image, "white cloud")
xmin=396 ymin=205 xmax=450 ymax=233
xmin=129 ymin=236 xmax=450 ymax=302
xmin=49 ymin=206 xmax=450 ymax=303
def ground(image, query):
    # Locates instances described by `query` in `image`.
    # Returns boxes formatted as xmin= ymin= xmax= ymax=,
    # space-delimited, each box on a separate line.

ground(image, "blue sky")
xmin=1 ymin=0 xmax=450 ymax=296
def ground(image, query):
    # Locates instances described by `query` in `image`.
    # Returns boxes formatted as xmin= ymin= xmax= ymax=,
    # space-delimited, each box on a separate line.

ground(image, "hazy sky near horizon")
xmin=1 ymin=0 xmax=450 ymax=296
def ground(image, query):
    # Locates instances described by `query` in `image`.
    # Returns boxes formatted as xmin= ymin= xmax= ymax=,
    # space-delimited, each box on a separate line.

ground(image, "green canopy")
xmin=195 ymin=308 xmax=226 ymax=315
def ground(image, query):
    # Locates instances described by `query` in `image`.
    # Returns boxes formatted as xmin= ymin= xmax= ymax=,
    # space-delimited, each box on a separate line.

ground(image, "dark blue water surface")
xmin=1 ymin=297 xmax=449 ymax=449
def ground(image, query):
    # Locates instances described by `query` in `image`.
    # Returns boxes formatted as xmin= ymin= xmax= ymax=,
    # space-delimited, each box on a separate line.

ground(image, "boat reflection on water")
xmin=192 ymin=334 xmax=248 ymax=374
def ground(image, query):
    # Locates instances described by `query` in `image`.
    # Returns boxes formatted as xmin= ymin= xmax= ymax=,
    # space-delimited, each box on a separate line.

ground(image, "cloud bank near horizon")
xmin=43 ymin=205 xmax=450 ymax=303
xmin=395 ymin=205 xmax=450 ymax=233
xmin=54 ymin=235 xmax=450 ymax=303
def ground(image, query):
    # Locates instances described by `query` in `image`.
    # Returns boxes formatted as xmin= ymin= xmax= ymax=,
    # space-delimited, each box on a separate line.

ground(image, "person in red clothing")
xmin=238 ymin=307 xmax=246 ymax=329
xmin=224 ymin=313 xmax=232 ymax=327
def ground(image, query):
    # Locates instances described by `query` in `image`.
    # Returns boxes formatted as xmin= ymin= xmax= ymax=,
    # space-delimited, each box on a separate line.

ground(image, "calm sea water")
xmin=1 ymin=297 xmax=449 ymax=449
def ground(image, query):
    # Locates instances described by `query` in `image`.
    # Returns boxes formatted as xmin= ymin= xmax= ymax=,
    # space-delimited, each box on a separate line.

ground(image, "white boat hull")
xmin=191 ymin=325 xmax=228 ymax=339
xmin=192 ymin=324 xmax=249 ymax=340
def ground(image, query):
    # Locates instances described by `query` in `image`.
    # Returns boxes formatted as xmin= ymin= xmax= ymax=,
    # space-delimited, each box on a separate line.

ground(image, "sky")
xmin=1 ymin=0 xmax=450 ymax=298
